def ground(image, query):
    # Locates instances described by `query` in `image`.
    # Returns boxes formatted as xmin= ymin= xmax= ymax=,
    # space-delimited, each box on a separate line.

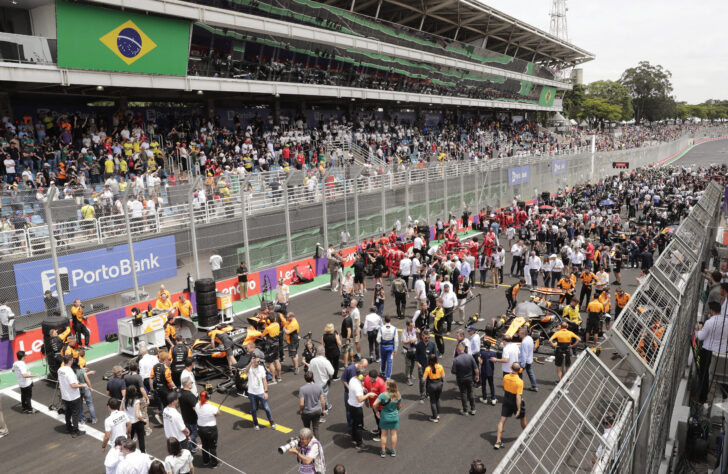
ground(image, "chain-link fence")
xmin=495 ymin=180 xmax=724 ymax=474
xmin=0 ymin=135 xmax=722 ymax=334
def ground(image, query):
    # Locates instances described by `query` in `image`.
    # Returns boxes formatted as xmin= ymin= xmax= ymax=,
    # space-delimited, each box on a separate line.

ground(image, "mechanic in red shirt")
xmin=363 ymin=369 xmax=386 ymax=439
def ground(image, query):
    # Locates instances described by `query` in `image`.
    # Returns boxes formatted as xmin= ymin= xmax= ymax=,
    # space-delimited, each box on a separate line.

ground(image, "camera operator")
xmin=287 ymin=427 xmax=325 ymax=474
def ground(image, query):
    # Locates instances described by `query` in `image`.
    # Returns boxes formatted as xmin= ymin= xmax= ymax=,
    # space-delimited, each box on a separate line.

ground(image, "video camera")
xmin=278 ymin=437 xmax=300 ymax=454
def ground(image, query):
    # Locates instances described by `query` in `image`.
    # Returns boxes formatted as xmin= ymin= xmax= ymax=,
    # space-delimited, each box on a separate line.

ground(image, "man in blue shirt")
xmin=518 ymin=327 xmax=538 ymax=391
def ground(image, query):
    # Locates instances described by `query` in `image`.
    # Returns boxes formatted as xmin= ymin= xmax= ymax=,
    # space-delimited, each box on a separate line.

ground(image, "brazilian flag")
xmin=538 ymin=86 xmax=556 ymax=107
xmin=56 ymin=0 xmax=190 ymax=76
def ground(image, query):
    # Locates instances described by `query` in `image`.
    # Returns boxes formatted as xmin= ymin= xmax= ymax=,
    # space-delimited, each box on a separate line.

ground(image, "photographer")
xmin=288 ymin=427 xmax=325 ymax=474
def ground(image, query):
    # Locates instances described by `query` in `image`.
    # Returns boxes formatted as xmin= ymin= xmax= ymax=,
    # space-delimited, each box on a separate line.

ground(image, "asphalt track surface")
xmin=1 ymin=139 xmax=725 ymax=474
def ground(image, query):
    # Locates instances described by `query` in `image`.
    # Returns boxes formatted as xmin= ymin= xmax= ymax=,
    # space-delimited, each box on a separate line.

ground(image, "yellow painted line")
xmin=209 ymin=401 xmax=293 ymax=434
xmin=396 ymin=327 xmax=458 ymax=342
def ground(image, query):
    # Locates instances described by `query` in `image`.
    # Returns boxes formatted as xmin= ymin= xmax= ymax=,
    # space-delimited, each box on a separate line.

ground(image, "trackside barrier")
xmin=495 ymin=180 xmax=724 ymax=474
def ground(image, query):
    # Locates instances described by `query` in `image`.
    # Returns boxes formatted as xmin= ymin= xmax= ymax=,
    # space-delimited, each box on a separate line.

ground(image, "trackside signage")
xmin=13 ymin=236 xmax=177 ymax=313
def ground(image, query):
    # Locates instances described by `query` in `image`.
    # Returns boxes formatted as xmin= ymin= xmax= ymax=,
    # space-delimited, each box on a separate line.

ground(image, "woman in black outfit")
xmin=322 ymin=323 xmax=342 ymax=380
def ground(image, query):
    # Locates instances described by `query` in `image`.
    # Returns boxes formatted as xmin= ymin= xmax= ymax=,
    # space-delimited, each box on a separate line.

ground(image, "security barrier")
xmin=496 ymin=180 xmax=724 ymax=474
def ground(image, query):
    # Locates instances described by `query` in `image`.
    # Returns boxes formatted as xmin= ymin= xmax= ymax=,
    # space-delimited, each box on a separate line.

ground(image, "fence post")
xmin=381 ymin=169 xmax=387 ymax=233
xmin=460 ymin=162 xmax=465 ymax=214
xmin=283 ymin=174 xmax=294 ymax=262
xmin=353 ymin=174 xmax=360 ymax=244
xmin=188 ymin=176 xmax=202 ymax=280
xmin=121 ymin=189 xmax=141 ymax=303
xmin=239 ymin=175 xmax=251 ymax=269
xmin=322 ymin=169 xmax=330 ymax=251
xmin=474 ymin=167 xmax=480 ymax=216
xmin=43 ymin=187 xmax=67 ymax=319
xmin=425 ymin=163 xmax=431 ymax=226
xmin=404 ymin=167 xmax=410 ymax=225
xmin=443 ymin=162 xmax=448 ymax=220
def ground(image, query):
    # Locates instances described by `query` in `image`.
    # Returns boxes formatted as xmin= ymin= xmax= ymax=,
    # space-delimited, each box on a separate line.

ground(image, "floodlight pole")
xmin=44 ymin=187 xmax=67 ymax=319
xmin=121 ymin=188 xmax=141 ymax=303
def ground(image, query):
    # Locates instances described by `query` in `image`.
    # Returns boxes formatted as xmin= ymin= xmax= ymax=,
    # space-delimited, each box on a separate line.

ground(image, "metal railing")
xmin=495 ymin=180 xmax=724 ymax=474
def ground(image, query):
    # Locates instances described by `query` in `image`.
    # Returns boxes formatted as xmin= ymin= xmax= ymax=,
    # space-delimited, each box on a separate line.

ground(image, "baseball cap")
xmin=467 ymin=326 xmax=477 ymax=332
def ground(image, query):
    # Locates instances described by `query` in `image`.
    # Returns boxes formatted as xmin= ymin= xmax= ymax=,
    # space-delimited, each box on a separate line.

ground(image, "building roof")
xmin=328 ymin=0 xmax=595 ymax=69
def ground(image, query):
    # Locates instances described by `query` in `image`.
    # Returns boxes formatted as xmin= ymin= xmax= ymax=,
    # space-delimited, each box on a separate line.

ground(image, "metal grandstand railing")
xmin=495 ymin=180 xmax=724 ymax=474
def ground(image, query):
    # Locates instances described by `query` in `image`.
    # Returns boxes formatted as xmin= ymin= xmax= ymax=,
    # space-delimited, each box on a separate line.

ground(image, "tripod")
xmin=47 ymin=378 xmax=63 ymax=414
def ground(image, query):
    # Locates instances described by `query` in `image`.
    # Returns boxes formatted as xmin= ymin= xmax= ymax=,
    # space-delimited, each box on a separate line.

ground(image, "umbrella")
xmin=661 ymin=225 xmax=678 ymax=235
xmin=539 ymin=205 xmax=554 ymax=211
xmin=600 ymin=199 xmax=615 ymax=206
xmin=513 ymin=302 xmax=544 ymax=318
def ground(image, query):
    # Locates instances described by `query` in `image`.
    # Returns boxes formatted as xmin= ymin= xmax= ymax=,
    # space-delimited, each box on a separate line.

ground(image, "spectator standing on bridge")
xmin=209 ymin=252 xmax=223 ymax=281
xmin=236 ymin=261 xmax=248 ymax=300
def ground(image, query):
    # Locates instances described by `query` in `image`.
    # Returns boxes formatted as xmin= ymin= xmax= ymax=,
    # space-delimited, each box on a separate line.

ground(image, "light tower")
xmin=549 ymin=0 xmax=568 ymax=41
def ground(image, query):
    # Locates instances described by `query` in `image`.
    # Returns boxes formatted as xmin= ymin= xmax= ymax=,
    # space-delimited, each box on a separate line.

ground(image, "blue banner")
xmin=553 ymin=159 xmax=567 ymax=175
xmin=521 ymin=165 xmax=530 ymax=184
xmin=14 ymin=236 xmax=177 ymax=313
xmin=508 ymin=167 xmax=521 ymax=186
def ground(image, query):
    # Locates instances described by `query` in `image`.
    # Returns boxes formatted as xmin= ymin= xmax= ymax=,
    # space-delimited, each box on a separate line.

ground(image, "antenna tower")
xmin=549 ymin=0 xmax=568 ymax=41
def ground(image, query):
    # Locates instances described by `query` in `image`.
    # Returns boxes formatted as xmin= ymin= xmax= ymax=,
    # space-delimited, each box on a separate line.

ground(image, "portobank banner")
xmin=13 ymin=235 xmax=177 ymax=313
xmin=508 ymin=165 xmax=530 ymax=186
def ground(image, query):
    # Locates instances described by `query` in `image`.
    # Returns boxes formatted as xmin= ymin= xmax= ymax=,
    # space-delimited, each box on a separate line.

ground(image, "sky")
xmin=481 ymin=0 xmax=728 ymax=104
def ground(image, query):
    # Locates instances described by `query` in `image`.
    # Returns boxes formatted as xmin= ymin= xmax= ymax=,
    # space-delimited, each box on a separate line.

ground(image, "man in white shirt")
xmin=491 ymin=336 xmax=520 ymax=377
xmin=104 ymin=435 xmax=126 ymax=474
xmin=399 ymin=255 xmax=412 ymax=289
xmin=57 ymin=354 xmax=87 ymax=437
xmin=363 ymin=306 xmax=383 ymax=362
xmin=136 ymin=343 xmax=157 ymax=393
xmin=467 ymin=326 xmax=481 ymax=356
xmin=102 ymin=398 xmax=128 ymax=452
xmin=510 ymin=241 xmax=524 ymax=277
xmin=116 ymin=439 xmax=151 ymax=474
xmin=275 ymin=277 xmax=290 ymax=313
xmin=180 ymin=359 xmax=197 ymax=397
xmin=413 ymin=234 xmax=424 ymax=259
xmin=309 ymin=352 xmax=334 ymax=411
xmin=13 ymin=350 xmax=37 ymax=413
xmin=518 ymin=327 xmax=538 ymax=391
xmin=528 ymin=252 xmax=542 ymax=287
xmin=441 ymin=283 xmax=458 ymax=335
xmin=209 ymin=252 xmax=223 ymax=281
xmin=347 ymin=367 xmax=375 ymax=450
xmin=696 ymin=300 xmax=728 ymax=402
xmin=349 ymin=300 xmax=362 ymax=359
xmin=244 ymin=355 xmax=277 ymax=430
xmin=0 ymin=300 xmax=14 ymax=339
xmin=413 ymin=273 xmax=427 ymax=306
xmin=163 ymin=392 xmax=190 ymax=448
xmin=410 ymin=256 xmax=421 ymax=289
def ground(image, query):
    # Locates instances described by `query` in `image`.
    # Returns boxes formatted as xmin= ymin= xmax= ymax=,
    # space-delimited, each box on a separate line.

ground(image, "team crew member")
xmin=391 ymin=274 xmax=408 ymax=320
xmin=377 ymin=316 xmax=398 ymax=379
xmin=598 ymin=289 xmax=612 ymax=330
xmin=493 ymin=362 xmax=528 ymax=449
xmin=70 ymin=299 xmax=91 ymax=348
xmin=557 ymin=274 xmax=576 ymax=304
xmin=614 ymin=288 xmax=631 ymax=321
xmin=13 ymin=351 xmax=38 ymax=413
xmin=550 ymin=321 xmax=581 ymax=380
xmin=431 ymin=298 xmax=446 ymax=356
xmin=441 ymin=283 xmax=458 ymax=334
xmin=585 ymin=296 xmax=605 ymax=351
xmin=562 ymin=298 xmax=582 ymax=333
xmin=150 ymin=350 xmax=177 ymax=424
xmin=164 ymin=314 xmax=177 ymax=349
xmin=506 ymin=279 xmax=525 ymax=311
xmin=101 ymin=398 xmax=127 ymax=452
xmin=422 ymin=354 xmax=445 ymax=422
xmin=208 ymin=326 xmax=237 ymax=372
xmin=170 ymin=335 xmax=192 ymax=387
xmin=155 ymin=292 xmax=172 ymax=311
xmin=58 ymin=354 xmax=87 ymax=437
xmin=579 ymin=269 xmax=597 ymax=311
xmin=262 ymin=315 xmax=283 ymax=382
xmin=284 ymin=312 xmax=301 ymax=374
xmin=195 ymin=390 xmax=221 ymax=468
xmin=174 ymin=294 xmax=193 ymax=318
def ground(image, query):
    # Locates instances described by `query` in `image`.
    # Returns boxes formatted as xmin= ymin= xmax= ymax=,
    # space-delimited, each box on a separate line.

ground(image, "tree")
xmin=586 ymin=80 xmax=633 ymax=121
xmin=619 ymin=61 xmax=674 ymax=123
xmin=577 ymin=97 xmax=622 ymax=128
xmin=562 ymin=83 xmax=585 ymax=120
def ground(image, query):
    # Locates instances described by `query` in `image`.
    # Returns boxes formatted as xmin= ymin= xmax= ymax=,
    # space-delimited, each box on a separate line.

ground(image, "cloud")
xmin=477 ymin=0 xmax=728 ymax=103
